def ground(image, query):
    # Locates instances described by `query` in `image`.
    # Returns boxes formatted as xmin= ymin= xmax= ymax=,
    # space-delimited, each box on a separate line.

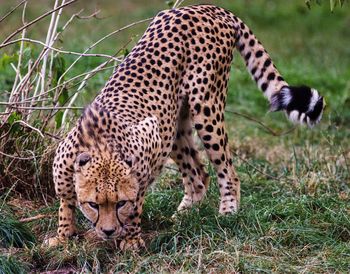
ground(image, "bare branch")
xmin=225 ymin=108 xmax=296 ymax=136
xmin=0 ymin=120 xmax=62 ymax=140
xmin=0 ymin=103 xmax=84 ymax=110
xmin=0 ymin=150 xmax=37 ymax=160
xmin=8 ymin=1 xmax=27 ymax=107
xmin=0 ymin=38 xmax=123 ymax=61
xmin=55 ymin=17 xmax=153 ymax=90
xmin=76 ymin=9 xmax=102 ymax=20
xmin=20 ymin=214 xmax=51 ymax=223
xmin=59 ymin=38 xmax=134 ymax=127
xmin=0 ymin=64 xmax=117 ymax=106
xmin=173 ymin=0 xmax=186 ymax=8
xmin=18 ymin=120 xmax=45 ymax=138
xmin=0 ymin=0 xmax=27 ymax=24
xmin=231 ymin=149 xmax=292 ymax=182
xmin=0 ymin=0 xmax=78 ymax=46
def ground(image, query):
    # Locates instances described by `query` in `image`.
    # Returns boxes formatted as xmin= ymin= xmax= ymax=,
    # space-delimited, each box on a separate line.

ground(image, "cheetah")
xmin=48 ymin=5 xmax=325 ymax=250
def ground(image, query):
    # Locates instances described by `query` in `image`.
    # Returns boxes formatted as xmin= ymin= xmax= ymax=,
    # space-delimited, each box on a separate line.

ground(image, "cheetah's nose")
xmin=102 ymin=229 xmax=116 ymax=237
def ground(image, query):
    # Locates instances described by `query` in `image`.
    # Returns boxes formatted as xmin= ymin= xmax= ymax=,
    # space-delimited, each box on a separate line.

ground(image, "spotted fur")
xmin=48 ymin=5 xmax=325 ymax=250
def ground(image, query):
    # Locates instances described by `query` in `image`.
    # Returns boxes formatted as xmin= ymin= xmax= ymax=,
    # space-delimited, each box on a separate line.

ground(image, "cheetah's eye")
xmin=88 ymin=202 xmax=99 ymax=209
xmin=116 ymin=200 xmax=127 ymax=209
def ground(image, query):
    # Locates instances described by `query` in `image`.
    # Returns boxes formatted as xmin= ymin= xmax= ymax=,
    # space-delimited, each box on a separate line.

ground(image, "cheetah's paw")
xmin=43 ymin=236 xmax=67 ymax=248
xmin=219 ymin=198 xmax=238 ymax=214
xmin=119 ymin=237 xmax=145 ymax=251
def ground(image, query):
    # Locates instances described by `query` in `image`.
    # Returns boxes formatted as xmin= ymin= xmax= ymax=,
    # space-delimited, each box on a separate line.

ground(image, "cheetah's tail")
xmin=232 ymin=17 xmax=325 ymax=127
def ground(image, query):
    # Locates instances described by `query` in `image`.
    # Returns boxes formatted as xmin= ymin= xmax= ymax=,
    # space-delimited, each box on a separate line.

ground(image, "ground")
xmin=0 ymin=0 xmax=349 ymax=273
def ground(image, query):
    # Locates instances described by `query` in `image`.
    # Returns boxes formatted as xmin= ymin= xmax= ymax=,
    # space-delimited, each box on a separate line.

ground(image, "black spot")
xmin=195 ymin=124 xmax=203 ymax=130
xmin=204 ymin=143 xmax=211 ymax=149
xmin=255 ymin=50 xmax=263 ymax=58
xmin=203 ymin=107 xmax=211 ymax=117
xmin=181 ymin=24 xmax=188 ymax=31
xmin=239 ymin=44 xmax=245 ymax=51
xmin=267 ymin=72 xmax=276 ymax=80
xmin=212 ymin=144 xmax=220 ymax=151
xmin=205 ymin=125 xmax=214 ymax=132
xmin=214 ymin=159 xmax=221 ymax=165
xmin=251 ymin=67 xmax=257 ymax=75
xmin=264 ymin=59 xmax=271 ymax=67
xmin=194 ymin=103 xmax=201 ymax=113
xmin=203 ymin=135 xmax=211 ymax=141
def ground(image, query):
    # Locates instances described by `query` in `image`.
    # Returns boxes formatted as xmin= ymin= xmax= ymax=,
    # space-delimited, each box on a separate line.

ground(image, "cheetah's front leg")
xmin=46 ymin=198 xmax=77 ymax=247
xmin=119 ymin=215 xmax=145 ymax=251
xmin=119 ymin=186 xmax=147 ymax=251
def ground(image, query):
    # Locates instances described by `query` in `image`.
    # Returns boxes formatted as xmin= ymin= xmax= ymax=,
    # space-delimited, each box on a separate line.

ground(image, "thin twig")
xmin=55 ymin=17 xmax=153 ymax=92
xmin=0 ymin=150 xmax=37 ymax=160
xmin=29 ymin=0 xmax=71 ymax=110
xmin=9 ymin=1 xmax=27 ymax=105
xmin=20 ymin=214 xmax=50 ymax=223
xmin=0 ymin=64 xmax=117 ymax=105
xmin=43 ymin=131 xmax=62 ymax=141
xmin=4 ymin=2 xmax=78 ymax=113
xmin=172 ymin=0 xmax=186 ymax=8
xmin=225 ymin=108 xmax=296 ymax=136
xmin=165 ymin=165 xmax=179 ymax=172
xmin=7 ymin=15 xmax=144 ymax=106
xmin=0 ymin=120 xmax=60 ymax=140
xmin=37 ymin=0 xmax=61 ymax=105
xmin=0 ymin=0 xmax=27 ymax=24
xmin=1 ymin=38 xmax=123 ymax=61
xmin=18 ymin=120 xmax=45 ymax=138
xmin=29 ymin=8 xmax=84 ymax=115
xmin=60 ymin=58 xmax=112 ymax=126
xmin=60 ymin=39 xmax=132 ymax=127
xmin=0 ymin=0 xmax=78 ymax=46
xmin=76 ymin=9 xmax=101 ymax=20
xmin=0 ymin=104 xmax=84 ymax=110
xmin=231 ymin=149 xmax=292 ymax=182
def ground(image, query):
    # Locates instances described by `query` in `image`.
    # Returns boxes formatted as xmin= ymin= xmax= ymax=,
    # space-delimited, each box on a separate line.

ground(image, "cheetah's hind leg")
xmin=171 ymin=98 xmax=210 ymax=212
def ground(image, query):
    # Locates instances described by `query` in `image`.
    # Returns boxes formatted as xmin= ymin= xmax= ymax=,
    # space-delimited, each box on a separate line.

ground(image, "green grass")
xmin=0 ymin=0 xmax=349 ymax=273
xmin=0 ymin=212 xmax=35 ymax=248
xmin=0 ymin=255 xmax=28 ymax=274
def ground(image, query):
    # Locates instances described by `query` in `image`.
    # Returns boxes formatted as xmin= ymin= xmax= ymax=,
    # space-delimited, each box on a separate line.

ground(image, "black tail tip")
xmin=270 ymin=85 xmax=325 ymax=127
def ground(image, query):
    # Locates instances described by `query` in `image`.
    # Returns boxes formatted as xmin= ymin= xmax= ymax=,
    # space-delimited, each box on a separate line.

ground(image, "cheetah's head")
xmin=73 ymin=150 xmax=138 ymax=240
